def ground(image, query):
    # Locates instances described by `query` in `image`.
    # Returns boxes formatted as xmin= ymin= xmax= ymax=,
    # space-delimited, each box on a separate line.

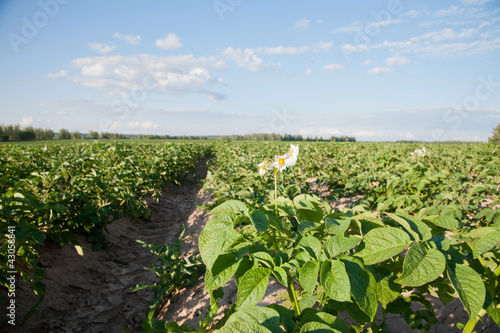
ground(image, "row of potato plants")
xmin=0 ymin=141 xmax=210 ymax=306
xmin=172 ymin=141 xmax=499 ymax=332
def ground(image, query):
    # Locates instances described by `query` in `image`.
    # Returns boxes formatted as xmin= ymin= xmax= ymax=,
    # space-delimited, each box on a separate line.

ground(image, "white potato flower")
xmin=287 ymin=144 xmax=299 ymax=165
xmin=257 ymin=160 xmax=272 ymax=175
xmin=273 ymin=154 xmax=291 ymax=172
xmin=410 ymin=147 xmax=426 ymax=157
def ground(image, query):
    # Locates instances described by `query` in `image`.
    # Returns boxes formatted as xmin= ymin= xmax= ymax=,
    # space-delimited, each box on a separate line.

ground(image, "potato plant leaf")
xmin=341 ymin=257 xmax=378 ymax=320
xmin=320 ymin=259 xmax=351 ymax=302
xmin=447 ymin=263 xmax=486 ymax=318
xmin=225 ymin=305 xmax=280 ymax=326
xmin=237 ymin=267 xmax=272 ymax=309
xmin=472 ymin=230 xmax=500 ymax=259
xmin=300 ymin=260 xmax=320 ymax=294
xmin=356 ymin=227 xmax=411 ymax=265
xmin=395 ymin=242 xmax=446 ymax=287
xmin=209 ymin=199 xmax=247 ymax=215
xmin=323 ymin=235 xmax=360 ymax=259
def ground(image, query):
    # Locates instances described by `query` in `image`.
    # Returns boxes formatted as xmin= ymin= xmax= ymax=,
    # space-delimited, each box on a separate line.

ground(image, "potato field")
xmin=1 ymin=140 xmax=499 ymax=333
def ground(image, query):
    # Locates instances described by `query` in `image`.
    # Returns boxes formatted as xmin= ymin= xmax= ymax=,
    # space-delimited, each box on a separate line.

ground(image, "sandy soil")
xmin=2 ymin=166 xmax=499 ymax=332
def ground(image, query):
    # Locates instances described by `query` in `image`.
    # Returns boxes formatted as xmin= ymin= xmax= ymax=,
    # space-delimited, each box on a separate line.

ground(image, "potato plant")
xmin=196 ymin=142 xmax=499 ymax=333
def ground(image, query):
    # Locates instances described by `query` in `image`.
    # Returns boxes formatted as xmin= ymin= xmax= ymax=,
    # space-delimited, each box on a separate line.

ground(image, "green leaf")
xmin=463 ymin=226 xmax=498 ymax=238
xmin=205 ymin=252 xmax=241 ymax=291
xmin=199 ymin=213 xmax=233 ymax=270
xmin=320 ymin=260 xmax=350 ymax=302
xmin=367 ymin=266 xmax=401 ymax=308
xmin=324 ymin=213 xmax=351 ymax=235
xmin=237 ymin=267 xmax=271 ymax=309
xmin=248 ymin=209 xmax=270 ymax=233
xmin=300 ymin=260 xmax=320 ymax=294
xmin=341 ymin=257 xmax=378 ymax=320
xmin=395 ymin=242 xmax=446 ymax=287
xmin=219 ymin=321 xmax=272 ymax=333
xmin=252 ymin=250 xmax=275 ymax=268
xmin=472 ymin=230 xmax=500 ymax=259
xmin=266 ymin=304 xmax=296 ymax=332
xmin=31 ymin=229 xmax=45 ymax=245
xmin=294 ymin=195 xmax=324 ymax=222
xmin=298 ymin=220 xmax=320 ymax=235
xmin=323 ymin=236 xmax=360 ymax=259
xmin=356 ymin=227 xmax=410 ymax=265
xmin=299 ymin=235 xmax=322 ymax=260
xmin=226 ymin=305 xmax=280 ymax=326
xmin=300 ymin=321 xmax=342 ymax=332
xmin=301 ymin=312 xmax=349 ymax=333
xmin=209 ymin=200 xmax=247 ymax=215
xmin=386 ymin=213 xmax=432 ymax=241
xmin=272 ymin=266 xmax=288 ymax=286
xmin=447 ymin=263 xmax=486 ymax=318
xmin=425 ymin=215 xmax=461 ymax=230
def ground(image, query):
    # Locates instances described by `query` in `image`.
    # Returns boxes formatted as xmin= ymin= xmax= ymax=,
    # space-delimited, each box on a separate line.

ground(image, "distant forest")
xmin=0 ymin=124 xmax=356 ymax=142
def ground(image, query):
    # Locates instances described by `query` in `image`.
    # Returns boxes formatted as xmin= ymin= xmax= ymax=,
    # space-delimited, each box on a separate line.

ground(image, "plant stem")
xmin=274 ymin=169 xmax=278 ymax=216
xmin=463 ymin=308 xmax=487 ymax=333
xmin=287 ymin=280 xmax=301 ymax=317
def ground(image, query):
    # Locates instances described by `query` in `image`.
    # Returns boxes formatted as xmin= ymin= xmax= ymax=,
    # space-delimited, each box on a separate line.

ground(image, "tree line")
xmin=228 ymin=133 xmax=356 ymax=142
xmin=1 ymin=125 xmax=55 ymax=141
xmin=0 ymin=125 xmax=128 ymax=141
xmin=1 ymin=124 xmax=359 ymax=142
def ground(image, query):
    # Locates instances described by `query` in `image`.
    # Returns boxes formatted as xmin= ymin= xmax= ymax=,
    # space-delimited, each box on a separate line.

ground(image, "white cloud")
xmin=47 ymin=69 xmax=68 ymax=79
xmin=417 ymin=27 xmax=479 ymax=42
xmin=304 ymin=67 xmax=312 ymax=75
xmin=332 ymin=21 xmax=363 ymax=33
xmin=88 ymin=42 xmax=117 ymax=54
xmin=298 ymin=128 xmax=341 ymax=136
xmin=112 ymin=121 xmax=158 ymax=129
xmin=222 ymin=47 xmax=268 ymax=72
xmin=367 ymin=67 xmax=393 ymax=74
xmin=69 ymin=54 xmax=225 ymax=100
xmin=342 ymin=43 xmax=372 ymax=53
xmin=156 ymin=33 xmax=182 ymax=50
xmin=435 ymin=5 xmax=460 ymax=17
xmin=294 ymin=19 xmax=310 ymax=30
xmin=312 ymin=41 xmax=334 ymax=52
xmin=323 ymin=64 xmax=344 ymax=72
xmin=81 ymin=62 xmax=106 ymax=76
xmin=256 ymin=45 xmax=310 ymax=55
xmin=351 ymin=129 xmax=386 ymax=137
xmin=364 ymin=60 xmax=374 ymax=65
xmin=113 ymin=33 xmax=141 ymax=45
xmin=402 ymin=10 xmax=422 ymax=18
xmin=20 ymin=116 xmax=33 ymax=126
xmin=385 ymin=55 xmax=410 ymax=66
xmin=341 ymin=21 xmax=499 ymax=58
xmin=333 ymin=18 xmax=401 ymax=34
xmin=378 ymin=19 xmax=403 ymax=27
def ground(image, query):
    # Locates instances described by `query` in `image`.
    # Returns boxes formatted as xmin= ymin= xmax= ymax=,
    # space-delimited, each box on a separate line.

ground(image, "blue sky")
xmin=1 ymin=0 xmax=499 ymax=141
